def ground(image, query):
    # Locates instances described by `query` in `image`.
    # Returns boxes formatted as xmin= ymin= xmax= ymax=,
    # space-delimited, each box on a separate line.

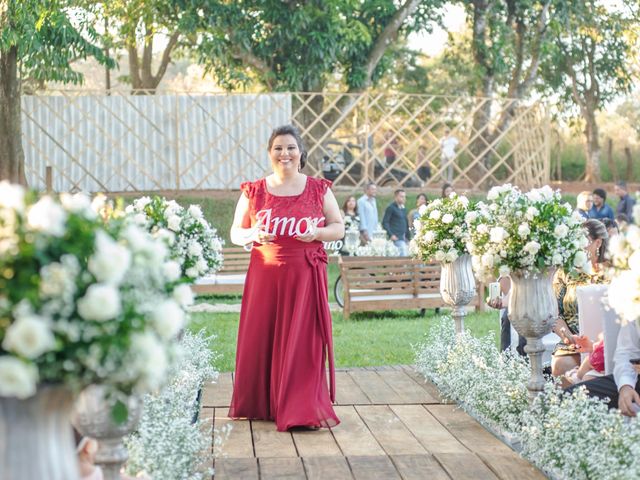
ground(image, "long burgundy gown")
xmin=228 ymin=176 xmax=340 ymax=431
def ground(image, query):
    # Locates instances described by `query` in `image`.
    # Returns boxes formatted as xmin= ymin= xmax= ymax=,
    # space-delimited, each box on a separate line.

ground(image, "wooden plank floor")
xmin=200 ymin=366 xmax=546 ymax=480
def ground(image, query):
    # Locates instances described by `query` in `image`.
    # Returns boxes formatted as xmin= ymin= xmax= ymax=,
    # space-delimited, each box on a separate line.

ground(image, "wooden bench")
xmin=192 ymin=246 xmax=251 ymax=296
xmin=192 ymin=246 xmax=339 ymax=296
xmin=339 ymin=256 xmax=484 ymax=320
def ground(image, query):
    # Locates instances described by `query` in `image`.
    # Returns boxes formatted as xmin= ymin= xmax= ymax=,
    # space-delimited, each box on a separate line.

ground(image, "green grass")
xmin=189 ymin=309 xmax=500 ymax=372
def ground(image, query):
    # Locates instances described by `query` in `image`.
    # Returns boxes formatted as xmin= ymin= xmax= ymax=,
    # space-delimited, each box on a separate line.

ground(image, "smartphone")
xmin=630 ymin=358 xmax=640 ymax=365
xmin=560 ymin=327 xmax=576 ymax=344
xmin=489 ymin=282 xmax=501 ymax=302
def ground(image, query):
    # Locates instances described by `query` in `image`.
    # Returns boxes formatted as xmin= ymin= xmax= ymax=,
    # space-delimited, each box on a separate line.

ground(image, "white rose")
xmin=490 ymin=227 xmax=508 ymax=244
xmin=185 ymin=267 xmax=199 ymax=278
xmin=458 ymin=196 xmax=469 ymax=207
xmin=156 ymin=228 xmax=176 ymax=246
xmin=523 ymin=241 xmax=541 ymax=256
xmin=2 ymin=314 xmax=55 ymax=359
xmin=0 ymin=356 xmax=38 ymax=399
xmin=26 ymin=196 xmax=67 ymax=237
xmin=539 ymin=185 xmax=554 ymax=200
xmin=518 ymin=223 xmax=531 ymax=238
xmin=627 ymin=227 xmax=640 ymax=250
xmin=196 ymin=258 xmax=208 ymax=274
xmin=487 ymin=187 xmax=500 ymax=201
xmin=88 ymin=231 xmax=132 ymax=285
xmin=434 ymin=250 xmax=446 ymax=262
xmin=552 ymin=253 xmax=563 ymax=265
xmin=77 ymin=284 xmax=122 ymax=321
xmin=418 ymin=205 xmax=428 ymax=216
xmin=477 ymin=224 xmax=489 ymax=235
xmin=188 ymin=205 xmax=203 ymax=219
xmin=162 ymin=261 xmax=182 ymax=281
xmin=173 ymin=284 xmax=195 ymax=307
xmin=60 ymin=192 xmax=95 ymax=218
xmin=130 ymin=331 xmax=168 ymax=392
xmin=465 ymin=211 xmax=478 ymax=224
xmin=133 ymin=213 xmax=148 ymax=226
xmin=441 ymin=213 xmax=454 ymax=224
xmin=481 ymin=253 xmax=494 ymax=268
xmin=133 ymin=196 xmax=152 ymax=211
xmin=0 ymin=181 xmax=26 ymax=212
xmin=151 ymin=300 xmax=185 ymax=339
xmin=429 ymin=210 xmax=441 ymax=221
xmin=628 ymin=251 xmax=640 ymax=271
xmin=423 ymin=231 xmax=436 ymax=243
xmin=164 ymin=200 xmax=181 ymax=216
xmin=554 ymin=224 xmax=569 ymax=239
xmin=187 ymin=241 xmax=203 ymax=257
xmin=167 ymin=214 xmax=182 ymax=232
xmin=608 ymin=235 xmax=626 ymax=258
xmin=413 ymin=219 xmax=422 ymax=232
xmin=526 ymin=189 xmax=543 ymax=202
xmin=499 ymin=265 xmax=510 ymax=277
xmin=573 ymin=250 xmax=588 ymax=269
xmin=526 ymin=207 xmax=539 ymax=221
xmin=445 ymin=250 xmax=458 ymax=263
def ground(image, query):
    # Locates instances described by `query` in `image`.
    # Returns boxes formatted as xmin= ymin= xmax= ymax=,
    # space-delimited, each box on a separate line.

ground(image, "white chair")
xmin=577 ymin=284 xmax=610 ymax=362
xmin=602 ymin=303 xmax=622 ymax=376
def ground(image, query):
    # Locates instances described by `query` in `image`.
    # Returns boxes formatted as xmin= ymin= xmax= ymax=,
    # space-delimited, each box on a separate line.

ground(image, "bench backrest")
xmin=340 ymin=256 xmax=439 ymax=297
xmin=219 ymin=247 xmax=251 ymax=275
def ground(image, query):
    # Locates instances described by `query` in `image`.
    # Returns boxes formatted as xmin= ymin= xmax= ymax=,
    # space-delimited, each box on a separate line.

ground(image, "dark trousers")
xmin=500 ymin=309 xmax=527 ymax=356
xmin=565 ymin=374 xmax=640 ymax=409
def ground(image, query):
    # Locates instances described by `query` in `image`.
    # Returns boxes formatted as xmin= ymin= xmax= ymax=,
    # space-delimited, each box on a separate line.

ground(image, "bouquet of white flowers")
xmin=355 ymin=240 xmax=399 ymax=257
xmin=607 ymin=204 xmax=640 ymax=325
xmin=0 ymin=183 xmax=192 ymax=414
xmin=466 ymin=184 xmax=589 ymax=280
xmin=411 ymin=193 xmax=475 ymax=263
xmin=125 ymin=196 xmax=223 ymax=280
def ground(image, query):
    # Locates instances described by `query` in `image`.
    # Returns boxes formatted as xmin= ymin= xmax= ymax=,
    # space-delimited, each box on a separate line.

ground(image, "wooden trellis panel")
xmin=21 ymin=90 xmax=549 ymax=192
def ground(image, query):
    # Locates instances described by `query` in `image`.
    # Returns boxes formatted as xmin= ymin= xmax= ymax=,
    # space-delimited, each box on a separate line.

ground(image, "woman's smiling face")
xmin=269 ymin=134 xmax=301 ymax=173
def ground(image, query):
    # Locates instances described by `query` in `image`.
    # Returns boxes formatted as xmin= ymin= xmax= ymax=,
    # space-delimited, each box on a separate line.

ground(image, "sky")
xmin=408 ymin=4 xmax=467 ymax=57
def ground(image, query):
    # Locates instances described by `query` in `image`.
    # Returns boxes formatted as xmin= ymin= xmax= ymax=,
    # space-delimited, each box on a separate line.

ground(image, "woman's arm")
xmin=295 ymin=187 xmax=345 ymax=243
xmin=229 ymin=193 xmax=275 ymax=246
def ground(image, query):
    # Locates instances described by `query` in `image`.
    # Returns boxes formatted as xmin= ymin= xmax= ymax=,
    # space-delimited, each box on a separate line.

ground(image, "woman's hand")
xmin=486 ymin=297 xmax=503 ymax=310
xmin=255 ymin=227 xmax=277 ymax=245
xmin=552 ymin=318 xmax=573 ymax=343
xmin=294 ymin=225 xmax=319 ymax=243
xmin=619 ymin=385 xmax=640 ymax=417
xmin=574 ymin=335 xmax=593 ymax=353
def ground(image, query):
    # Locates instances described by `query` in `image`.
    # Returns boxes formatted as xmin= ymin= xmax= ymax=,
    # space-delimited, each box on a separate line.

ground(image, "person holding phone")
xmin=486 ymin=276 xmax=526 ymax=355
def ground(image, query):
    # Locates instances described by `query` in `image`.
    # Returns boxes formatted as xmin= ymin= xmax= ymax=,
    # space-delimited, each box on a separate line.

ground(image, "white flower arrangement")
xmin=411 ymin=193 xmax=474 ymax=264
xmin=125 ymin=196 xmax=223 ymax=280
xmin=415 ymin=317 xmax=640 ymax=478
xmin=0 ymin=183 xmax=189 ymax=415
xmin=355 ymin=240 xmax=399 ymax=257
xmin=125 ymin=330 xmax=228 ymax=480
xmin=607 ymin=204 xmax=640 ymax=326
xmin=466 ymin=184 xmax=589 ymax=281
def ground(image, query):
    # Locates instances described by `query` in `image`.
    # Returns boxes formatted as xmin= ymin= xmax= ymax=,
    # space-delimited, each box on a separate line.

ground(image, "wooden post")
xmin=625 ymin=146 xmax=633 ymax=181
xmin=45 ymin=166 xmax=53 ymax=192
xmin=606 ymin=138 xmax=617 ymax=182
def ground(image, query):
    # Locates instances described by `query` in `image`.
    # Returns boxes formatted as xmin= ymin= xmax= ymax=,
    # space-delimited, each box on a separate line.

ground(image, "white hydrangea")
xmin=26 ymin=196 xmax=67 ymax=237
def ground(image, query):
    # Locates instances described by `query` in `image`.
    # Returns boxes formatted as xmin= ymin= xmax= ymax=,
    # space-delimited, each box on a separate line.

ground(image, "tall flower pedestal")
xmin=508 ymin=270 xmax=558 ymax=399
xmin=0 ymin=386 xmax=79 ymax=480
xmin=71 ymin=386 xmax=142 ymax=480
xmin=440 ymin=254 xmax=476 ymax=333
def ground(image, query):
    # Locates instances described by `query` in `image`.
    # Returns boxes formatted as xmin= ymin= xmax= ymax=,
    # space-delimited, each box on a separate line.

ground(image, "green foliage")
xmin=0 ymin=0 xmax=113 ymax=84
xmin=195 ymin=0 xmax=444 ymax=91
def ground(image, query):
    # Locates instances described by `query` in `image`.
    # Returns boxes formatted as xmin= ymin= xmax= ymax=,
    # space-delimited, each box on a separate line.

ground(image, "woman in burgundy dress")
xmin=228 ymin=124 xmax=344 ymax=431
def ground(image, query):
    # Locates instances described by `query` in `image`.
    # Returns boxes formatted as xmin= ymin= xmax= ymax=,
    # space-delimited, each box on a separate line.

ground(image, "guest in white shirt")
xmin=357 ymin=182 xmax=378 ymax=244
xmin=566 ymin=321 xmax=640 ymax=416
xmin=439 ymin=128 xmax=459 ymax=182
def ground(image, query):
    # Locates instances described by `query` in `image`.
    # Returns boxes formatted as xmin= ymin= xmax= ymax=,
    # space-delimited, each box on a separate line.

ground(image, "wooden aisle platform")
xmin=200 ymin=366 xmax=546 ymax=480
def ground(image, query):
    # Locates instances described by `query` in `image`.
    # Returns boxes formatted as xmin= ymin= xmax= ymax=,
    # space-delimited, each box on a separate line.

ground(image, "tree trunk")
xmin=606 ymin=137 xmax=617 ymax=182
xmin=0 ymin=45 xmax=25 ymax=185
xmin=583 ymin=105 xmax=600 ymax=183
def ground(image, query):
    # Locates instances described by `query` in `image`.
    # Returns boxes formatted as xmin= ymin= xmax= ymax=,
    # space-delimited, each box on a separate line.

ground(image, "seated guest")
xmin=565 ymin=335 xmax=605 ymax=385
xmin=486 ymin=275 xmax=526 ymax=356
xmin=408 ymin=193 xmax=428 ymax=226
xmin=382 ymin=189 xmax=410 ymax=256
xmin=566 ymin=321 xmax=640 ymax=417
xmin=551 ymin=219 xmax=609 ymax=380
xmin=602 ymin=218 xmax=619 ymax=238
xmin=589 ymin=188 xmax=614 ymax=220
xmin=576 ymin=191 xmax=593 ymax=219
xmin=441 ymin=182 xmax=454 ymax=198
xmin=614 ymin=181 xmax=636 ymax=223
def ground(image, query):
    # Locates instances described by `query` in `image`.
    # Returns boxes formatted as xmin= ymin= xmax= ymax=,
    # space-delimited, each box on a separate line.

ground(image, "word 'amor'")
xmin=256 ymin=209 xmax=325 ymax=236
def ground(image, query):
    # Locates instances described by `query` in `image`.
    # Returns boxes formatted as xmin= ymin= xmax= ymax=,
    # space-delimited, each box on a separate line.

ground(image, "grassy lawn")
xmin=189 ymin=307 xmax=500 ymax=372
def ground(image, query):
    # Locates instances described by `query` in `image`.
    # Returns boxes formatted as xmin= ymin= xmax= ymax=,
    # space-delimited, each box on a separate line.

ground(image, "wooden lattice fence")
xmin=21 ymin=90 xmax=549 ymax=192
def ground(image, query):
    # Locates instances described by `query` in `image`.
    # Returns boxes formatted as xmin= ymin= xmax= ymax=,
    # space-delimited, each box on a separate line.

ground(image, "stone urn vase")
xmin=440 ymin=254 xmax=476 ymax=333
xmin=0 ymin=385 xmax=79 ymax=480
xmin=508 ymin=269 xmax=558 ymax=398
xmin=71 ymin=385 xmax=142 ymax=480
